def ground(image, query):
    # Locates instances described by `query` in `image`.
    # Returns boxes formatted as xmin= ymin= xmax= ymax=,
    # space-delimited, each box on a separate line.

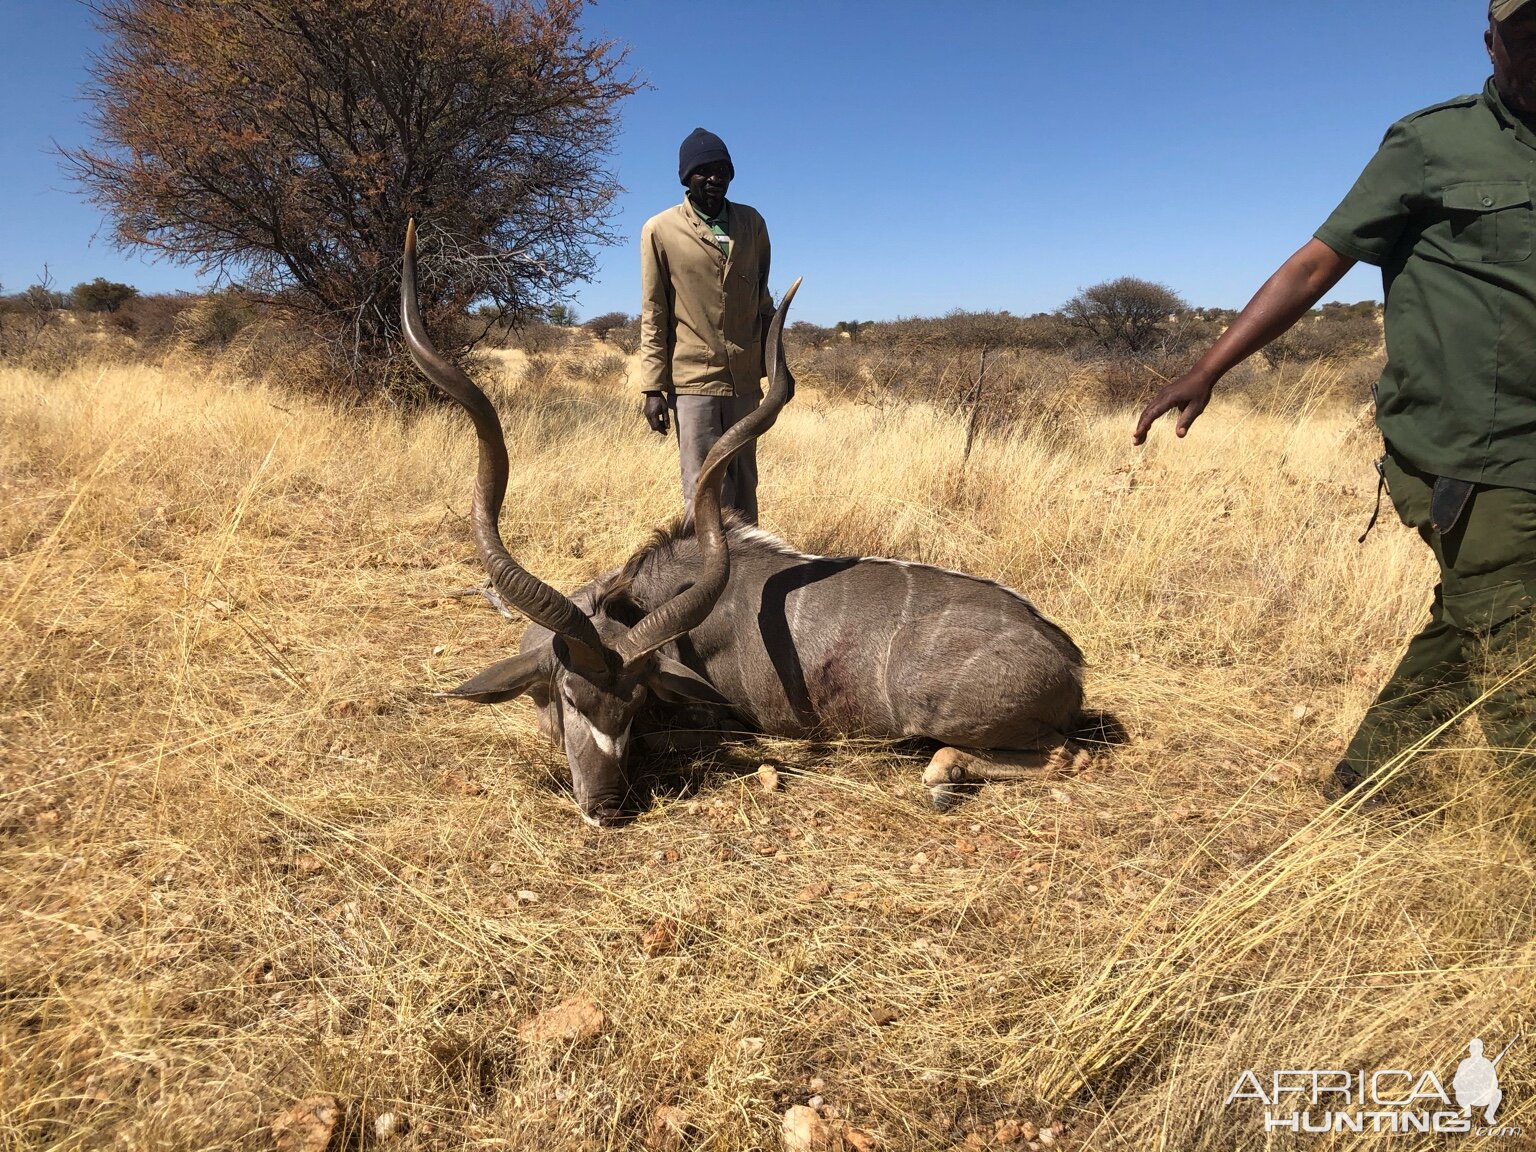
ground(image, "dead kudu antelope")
xmin=401 ymin=222 xmax=1087 ymax=826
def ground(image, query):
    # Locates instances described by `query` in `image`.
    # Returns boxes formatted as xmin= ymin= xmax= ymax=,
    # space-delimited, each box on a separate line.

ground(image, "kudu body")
xmin=402 ymin=222 xmax=1085 ymax=826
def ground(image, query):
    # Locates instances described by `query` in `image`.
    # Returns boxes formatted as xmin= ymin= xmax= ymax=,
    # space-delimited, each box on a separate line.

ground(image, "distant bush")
xmin=22 ymin=285 xmax=71 ymax=315
xmin=105 ymin=309 xmax=139 ymax=335
xmin=521 ymin=353 xmax=558 ymax=389
xmin=174 ymin=292 xmax=261 ymax=351
xmin=1015 ymin=313 xmax=1083 ymax=352
xmin=71 ymin=277 xmax=139 ymax=313
xmin=1089 ymin=348 xmax=1201 ymax=408
xmin=787 ymin=321 xmax=833 ymax=350
xmin=809 ymin=311 xmax=1087 ymax=357
xmin=567 ymin=350 xmax=627 ymax=388
xmin=1171 ymin=312 xmax=1229 ymax=351
xmin=0 ymin=270 xmax=1386 ymax=418
xmin=607 ymin=318 xmax=641 ymax=355
xmin=205 ymin=312 xmax=336 ymax=394
xmin=1 ymin=283 xmax=198 ymax=371
xmin=583 ymin=310 xmax=639 ymax=355
xmin=1060 ymin=277 xmax=1189 ymax=354
xmin=120 ymin=293 xmax=199 ymax=345
xmin=1 ymin=323 xmax=88 ymax=375
xmin=0 ymin=271 xmax=79 ymax=369
xmin=1320 ymin=299 xmax=1379 ymax=320
xmin=1261 ymin=311 xmax=1381 ymax=367
xmin=510 ymin=320 xmax=574 ymax=355
xmin=583 ymin=311 xmax=633 ymax=342
xmin=788 ymin=339 xmax=863 ymax=396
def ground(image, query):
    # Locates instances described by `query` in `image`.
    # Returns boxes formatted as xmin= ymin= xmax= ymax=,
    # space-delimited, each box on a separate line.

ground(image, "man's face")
xmin=1489 ymin=11 xmax=1536 ymax=117
xmin=685 ymin=160 xmax=731 ymax=218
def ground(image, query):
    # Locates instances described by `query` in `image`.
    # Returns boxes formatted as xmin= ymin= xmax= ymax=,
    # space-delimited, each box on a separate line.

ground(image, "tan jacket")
xmin=639 ymin=197 xmax=774 ymax=397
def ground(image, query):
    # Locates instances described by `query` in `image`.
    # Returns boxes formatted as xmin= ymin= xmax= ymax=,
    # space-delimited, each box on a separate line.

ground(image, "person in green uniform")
xmin=1133 ymin=0 xmax=1536 ymax=803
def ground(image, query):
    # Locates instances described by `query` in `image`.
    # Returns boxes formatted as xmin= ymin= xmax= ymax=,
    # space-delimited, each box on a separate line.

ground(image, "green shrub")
xmin=71 ymin=278 xmax=139 ymax=313
xmin=1261 ymin=311 xmax=1381 ymax=367
xmin=175 ymin=292 xmax=260 ymax=350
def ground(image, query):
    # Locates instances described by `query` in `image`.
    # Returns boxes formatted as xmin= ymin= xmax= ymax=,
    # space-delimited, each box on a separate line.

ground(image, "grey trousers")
xmin=673 ymin=392 xmax=759 ymax=523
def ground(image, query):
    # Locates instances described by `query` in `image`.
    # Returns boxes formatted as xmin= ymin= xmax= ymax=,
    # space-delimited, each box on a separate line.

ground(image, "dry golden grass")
xmin=2 ymin=349 xmax=1533 ymax=1150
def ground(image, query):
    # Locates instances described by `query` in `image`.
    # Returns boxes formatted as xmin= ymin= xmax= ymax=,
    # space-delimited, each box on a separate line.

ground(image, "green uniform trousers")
xmin=1340 ymin=451 xmax=1536 ymax=785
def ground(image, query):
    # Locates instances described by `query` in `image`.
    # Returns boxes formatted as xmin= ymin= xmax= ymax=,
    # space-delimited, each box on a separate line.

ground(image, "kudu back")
xmin=402 ymin=222 xmax=1085 ymax=825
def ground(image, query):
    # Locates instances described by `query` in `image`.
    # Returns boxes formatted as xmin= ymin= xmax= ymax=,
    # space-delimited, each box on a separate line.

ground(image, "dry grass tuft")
xmin=2 ymin=353 xmax=1533 ymax=1150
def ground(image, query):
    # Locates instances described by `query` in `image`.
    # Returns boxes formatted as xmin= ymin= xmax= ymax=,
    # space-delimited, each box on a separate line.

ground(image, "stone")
xmin=271 ymin=1095 xmax=339 ymax=1152
xmin=516 ymin=996 xmax=604 ymax=1045
xmin=647 ymin=1105 xmax=692 ymax=1150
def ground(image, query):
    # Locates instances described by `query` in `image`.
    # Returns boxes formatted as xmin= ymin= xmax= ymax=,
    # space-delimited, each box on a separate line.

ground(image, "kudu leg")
xmin=922 ymin=741 xmax=1089 ymax=809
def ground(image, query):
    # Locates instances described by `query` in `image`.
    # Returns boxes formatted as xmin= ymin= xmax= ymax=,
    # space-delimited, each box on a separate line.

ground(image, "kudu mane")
xmin=594 ymin=514 xmax=802 ymax=620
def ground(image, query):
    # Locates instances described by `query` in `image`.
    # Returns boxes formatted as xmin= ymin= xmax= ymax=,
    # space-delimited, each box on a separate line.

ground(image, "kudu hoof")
xmin=928 ymin=783 xmax=961 ymax=811
xmin=580 ymin=804 xmax=628 ymax=829
xmin=921 ymin=751 xmax=966 ymax=788
xmin=922 ymin=750 xmax=970 ymax=810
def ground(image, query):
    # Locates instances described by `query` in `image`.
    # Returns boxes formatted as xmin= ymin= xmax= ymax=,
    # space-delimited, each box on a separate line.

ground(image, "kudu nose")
xmin=571 ymin=747 xmax=632 ymax=829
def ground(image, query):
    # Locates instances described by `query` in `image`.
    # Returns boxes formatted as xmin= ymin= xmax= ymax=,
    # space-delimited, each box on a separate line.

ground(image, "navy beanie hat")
xmin=678 ymin=128 xmax=733 ymax=183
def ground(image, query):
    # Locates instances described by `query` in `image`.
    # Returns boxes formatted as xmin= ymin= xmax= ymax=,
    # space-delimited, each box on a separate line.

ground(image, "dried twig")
xmin=961 ymin=347 xmax=989 ymax=467
xmin=446 ymin=579 xmax=516 ymax=621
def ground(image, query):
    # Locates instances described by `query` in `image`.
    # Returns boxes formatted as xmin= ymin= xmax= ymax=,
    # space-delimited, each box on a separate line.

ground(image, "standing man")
xmin=1134 ymin=1 xmax=1536 ymax=802
xmin=640 ymin=128 xmax=775 ymax=523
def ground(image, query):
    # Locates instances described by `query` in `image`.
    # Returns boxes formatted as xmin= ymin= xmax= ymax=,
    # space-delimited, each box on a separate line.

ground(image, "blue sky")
xmin=0 ymin=1 xmax=1491 ymax=325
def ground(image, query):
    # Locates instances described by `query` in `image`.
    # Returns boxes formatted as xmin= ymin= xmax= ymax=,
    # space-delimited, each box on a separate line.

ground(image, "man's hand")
xmin=643 ymin=392 xmax=670 ymax=435
xmin=1129 ymin=239 xmax=1355 ymax=447
xmin=1132 ymin=373 xmax=1215 ymax=445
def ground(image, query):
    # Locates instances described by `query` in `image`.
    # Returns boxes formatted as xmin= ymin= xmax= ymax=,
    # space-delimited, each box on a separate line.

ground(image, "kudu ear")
xmin=645 ymin=654 xmax=731 ymax=706
xmin=439 ymin=650 xmax=548 ymax=704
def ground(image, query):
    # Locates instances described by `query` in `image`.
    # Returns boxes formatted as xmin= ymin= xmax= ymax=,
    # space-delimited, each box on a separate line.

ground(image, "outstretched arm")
xmin=1132 ymin=239 xmax=1356 ymax=444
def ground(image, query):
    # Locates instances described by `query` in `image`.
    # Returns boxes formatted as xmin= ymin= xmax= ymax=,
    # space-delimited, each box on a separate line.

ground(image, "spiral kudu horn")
xmin=400 ymin=220 xmax=611 ymax=677
xmin=614 ymin=278 xmax=803 ymax=666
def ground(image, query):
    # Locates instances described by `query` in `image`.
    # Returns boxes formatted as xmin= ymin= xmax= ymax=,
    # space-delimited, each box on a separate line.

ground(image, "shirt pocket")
xmin=1442 ymin=181 xmax=1532 ymax=264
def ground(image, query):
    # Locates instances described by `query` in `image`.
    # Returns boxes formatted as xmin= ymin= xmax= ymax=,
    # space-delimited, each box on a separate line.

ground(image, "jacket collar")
xmin=679 ymin=195 xmax=733 ymax=266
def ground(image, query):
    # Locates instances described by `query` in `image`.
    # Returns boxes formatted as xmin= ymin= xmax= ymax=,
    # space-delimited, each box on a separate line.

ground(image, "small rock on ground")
xmin=516 ymin=996 xmax=605 ymax=1045
xmin=271 ymin=1095 xmax=339 ymax=1152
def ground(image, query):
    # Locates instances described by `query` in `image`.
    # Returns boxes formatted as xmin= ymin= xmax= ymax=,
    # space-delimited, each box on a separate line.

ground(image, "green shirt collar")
xmin=686 ymin=196 xmax=730 ymax=228
xmin=1483 ymin=77 xmax=1536 ymax=151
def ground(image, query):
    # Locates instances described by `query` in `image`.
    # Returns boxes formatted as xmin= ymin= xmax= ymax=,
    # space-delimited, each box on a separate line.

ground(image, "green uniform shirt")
xmin=1315 ymin=79 xmax=1536 ymax=490
xmin=690 ymin=200 xmax=732 ymax=258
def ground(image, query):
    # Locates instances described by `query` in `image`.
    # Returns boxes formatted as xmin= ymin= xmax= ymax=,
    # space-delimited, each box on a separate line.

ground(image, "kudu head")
xmin=401 ymin=220 xmax=800 ymax=825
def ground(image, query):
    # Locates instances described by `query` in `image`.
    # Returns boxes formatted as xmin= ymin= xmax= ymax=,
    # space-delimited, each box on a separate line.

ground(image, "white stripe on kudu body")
xmin=730 ymin=523 xmax=1045 ymax=615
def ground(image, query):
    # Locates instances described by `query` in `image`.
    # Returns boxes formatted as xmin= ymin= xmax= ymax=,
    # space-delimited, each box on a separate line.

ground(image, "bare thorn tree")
xmin=1060 ymin=277 xmax=1189 ymax=354
xmin=63 ymin=0 xmax=640 ymax=394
